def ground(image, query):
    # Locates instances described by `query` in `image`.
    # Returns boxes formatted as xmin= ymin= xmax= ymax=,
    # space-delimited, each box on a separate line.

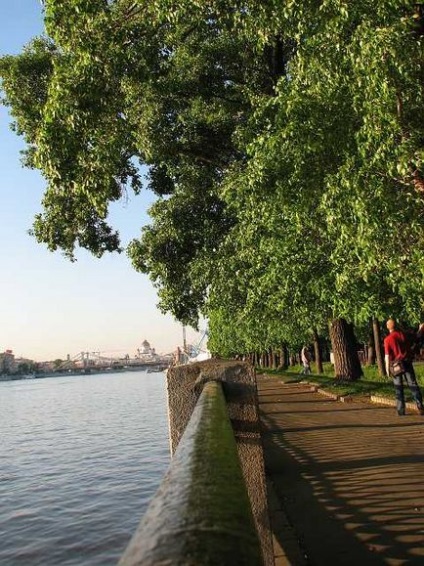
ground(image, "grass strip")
xmin=259 ymin=362 xmax=424 ymax=401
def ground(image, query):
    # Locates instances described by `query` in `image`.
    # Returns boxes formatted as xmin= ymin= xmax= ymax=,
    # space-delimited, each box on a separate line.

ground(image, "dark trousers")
xmin=393 ymin=361 xmax=424 ymax=413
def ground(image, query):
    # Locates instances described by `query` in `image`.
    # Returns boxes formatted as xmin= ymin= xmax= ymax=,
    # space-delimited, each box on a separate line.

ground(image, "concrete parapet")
xmin=167 ymin=360 xmax=273 ymax=565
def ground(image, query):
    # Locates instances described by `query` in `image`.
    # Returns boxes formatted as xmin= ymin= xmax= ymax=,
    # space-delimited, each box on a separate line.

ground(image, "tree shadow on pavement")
xmin=259 ymin=379 xmax=424 ymax=566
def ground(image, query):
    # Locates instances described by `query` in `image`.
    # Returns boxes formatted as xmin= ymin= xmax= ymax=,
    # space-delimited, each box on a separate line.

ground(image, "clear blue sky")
xmin=0 ymin=1 xmax=198 ymax=361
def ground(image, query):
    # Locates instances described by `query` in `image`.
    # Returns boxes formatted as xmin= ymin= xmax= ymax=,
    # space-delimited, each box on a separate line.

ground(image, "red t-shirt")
xmin=384 ymin=330 xmax=409 ymax=361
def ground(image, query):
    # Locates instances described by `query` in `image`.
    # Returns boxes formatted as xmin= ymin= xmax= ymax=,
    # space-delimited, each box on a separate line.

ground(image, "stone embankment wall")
xmin=167 ymin=359 xmax=273 ymax=566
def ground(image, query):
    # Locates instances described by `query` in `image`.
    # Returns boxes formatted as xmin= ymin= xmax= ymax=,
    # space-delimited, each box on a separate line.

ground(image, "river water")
xmin=0 ymin=371 xmax=170 ymax=565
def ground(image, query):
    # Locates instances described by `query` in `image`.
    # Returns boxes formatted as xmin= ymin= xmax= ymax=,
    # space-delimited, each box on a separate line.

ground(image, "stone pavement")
xmin=257 ymin=375 xmax=424 ymax=566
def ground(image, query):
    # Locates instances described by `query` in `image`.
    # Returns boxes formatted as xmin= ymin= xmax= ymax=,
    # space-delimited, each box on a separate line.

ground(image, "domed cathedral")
xmin=136 ymin=340 xmax=156 ymax=358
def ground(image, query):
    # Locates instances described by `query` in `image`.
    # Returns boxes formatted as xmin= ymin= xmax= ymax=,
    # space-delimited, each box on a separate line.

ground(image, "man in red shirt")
xmin=384 ymin=318 xmax=424 ymax=416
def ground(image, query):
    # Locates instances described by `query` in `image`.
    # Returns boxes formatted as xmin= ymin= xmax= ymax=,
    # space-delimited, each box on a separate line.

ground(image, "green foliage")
xmin=207 ymin=0 xmax=424 ymax=356
xmin=2 ymin=1 xmax=424 ymax=354
xmin=0 ymin=37 xmax=55 ymax=167
xmin=128 ymin=185 xmax=235 ymax=325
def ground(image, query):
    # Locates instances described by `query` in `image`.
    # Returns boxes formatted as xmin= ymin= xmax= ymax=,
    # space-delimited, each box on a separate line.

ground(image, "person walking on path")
xmin=300 ymin=345 xmax=311 ymax=375
xmin=384 ymin=318 xmax=424 ymax=416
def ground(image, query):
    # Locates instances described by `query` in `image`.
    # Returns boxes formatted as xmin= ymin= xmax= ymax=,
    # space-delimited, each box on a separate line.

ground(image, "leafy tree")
xmin=208 ymin=1 xmax=424 ymax=379
xmin=2 ymin=1 xmax=424 ymax=380
xmin=1 ymin=1 xmax=277 ymax=322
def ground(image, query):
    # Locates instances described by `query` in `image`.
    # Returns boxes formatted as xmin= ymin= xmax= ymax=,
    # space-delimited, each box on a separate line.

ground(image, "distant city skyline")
xmin=0 ymin=1 xmax=201 ymax=361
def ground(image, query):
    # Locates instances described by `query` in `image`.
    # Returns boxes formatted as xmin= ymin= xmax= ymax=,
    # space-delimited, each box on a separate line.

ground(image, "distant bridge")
xmin=55 ymin=351 xmax=171 ymax=373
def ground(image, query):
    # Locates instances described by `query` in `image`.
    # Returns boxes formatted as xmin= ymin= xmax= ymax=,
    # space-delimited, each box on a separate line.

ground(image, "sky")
xmin=0 ymin=1 xmax=201 ymax=361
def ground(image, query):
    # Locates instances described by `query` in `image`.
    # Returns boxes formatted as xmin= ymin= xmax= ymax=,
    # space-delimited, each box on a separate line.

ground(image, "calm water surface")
xmin=0 ymin=371 xmax=170 ymax=565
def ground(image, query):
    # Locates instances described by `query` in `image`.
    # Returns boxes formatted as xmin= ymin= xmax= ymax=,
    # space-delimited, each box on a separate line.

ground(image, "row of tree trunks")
xmin=246 ymin=317 xmax=386 ymax=382
xmin=249 ymin=337 xmax=325 ymax=375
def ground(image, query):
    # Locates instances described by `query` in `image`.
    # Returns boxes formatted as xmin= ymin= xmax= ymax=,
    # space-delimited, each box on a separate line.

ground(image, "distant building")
xmin=141 ymin=340 xmax=152 ymax=354
xmin=136 ymin=340 xmax=157 ymax=359
xmin=0 ymin=350 xmax=16 ymax=374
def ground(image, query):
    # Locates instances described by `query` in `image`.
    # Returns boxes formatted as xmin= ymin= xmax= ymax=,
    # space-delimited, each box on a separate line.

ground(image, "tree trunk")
xmin=372 ymin=317 xmax=387 ymax=377
xmin=366 ymin=318 xmax=376 ymax=366
xmin=278 ymin=342 xmax=288 ymax=370
xmin=366 ymin=343 xmax=376 ymax=366
xmin=329 ymin=318 xmax=363 ymax=381
xmin=269 ymin=347 xmax=276 ymax=369
xmin=273 ymin=348 xmax=278 ymax=368
xmin=312 ymin=329 xmax=324 ymax=374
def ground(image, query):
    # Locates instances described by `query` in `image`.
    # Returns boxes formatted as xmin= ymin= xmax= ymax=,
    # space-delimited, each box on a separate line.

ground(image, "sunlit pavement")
xmin=258 ymin=376 xmax=424 ymax=566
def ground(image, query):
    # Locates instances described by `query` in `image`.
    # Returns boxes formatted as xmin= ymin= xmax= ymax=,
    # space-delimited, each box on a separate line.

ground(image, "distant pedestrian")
xmin=384 ymin=318 xmax=424 ymax=416
xmin=299 ymin=345 xmax=311 ymax=375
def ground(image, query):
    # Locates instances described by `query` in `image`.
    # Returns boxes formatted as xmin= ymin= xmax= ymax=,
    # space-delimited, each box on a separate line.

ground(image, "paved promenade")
xmin=257 ymin=375 xmax=424 ymax=566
